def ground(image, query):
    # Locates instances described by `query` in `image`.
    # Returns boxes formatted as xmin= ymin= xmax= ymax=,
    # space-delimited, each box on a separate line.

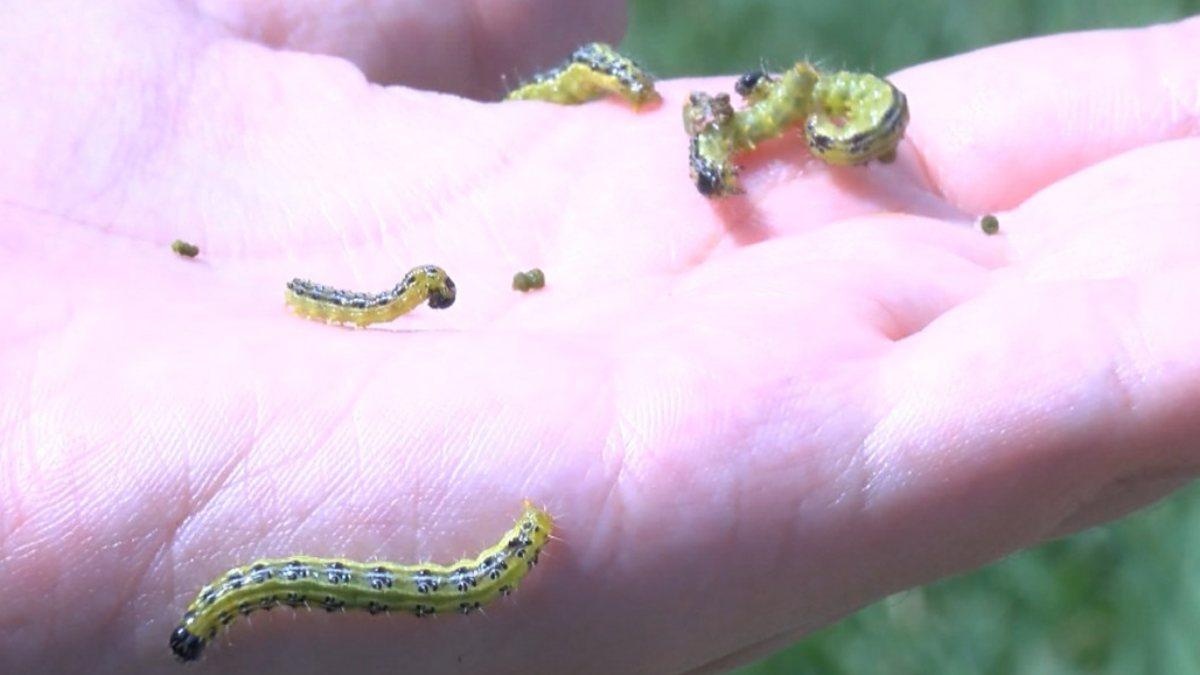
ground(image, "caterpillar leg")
xmin=505 ymin=43 xmax=660 ymax=108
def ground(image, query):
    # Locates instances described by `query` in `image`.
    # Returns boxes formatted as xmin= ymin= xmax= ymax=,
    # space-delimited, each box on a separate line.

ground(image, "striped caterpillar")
xmin=170 ymin=501 xmax=553 ymax=662
xmin=285 ymin=265 xmax=456 ymax=327
xmin=684 ymin=63 xmax=910 ymax=196
xmin=506 ymin=42 xmax=661 ymax=108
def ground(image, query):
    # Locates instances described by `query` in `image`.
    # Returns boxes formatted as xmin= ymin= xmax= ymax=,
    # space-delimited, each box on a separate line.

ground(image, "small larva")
xmin=170 ymin=501 xmax=554 ymax=662
xmin=285 ymin=265 xmax=456 ymax=327
xmin=505 ymin=42 xmax=661 ymax=108
xmin=980 ymin=214 xmax=1000 ymax=235
xmin=170 ymin=239 xmax=199 ymax=258
xmin=683 ymin=62 xmax=909 ymax=196
xmin=511 ymin=268 xmax=545 ymax=292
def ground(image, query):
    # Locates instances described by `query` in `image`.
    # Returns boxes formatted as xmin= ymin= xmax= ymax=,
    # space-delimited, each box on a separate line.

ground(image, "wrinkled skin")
xmin=2 ymin=3 xmax=1200 ymax=673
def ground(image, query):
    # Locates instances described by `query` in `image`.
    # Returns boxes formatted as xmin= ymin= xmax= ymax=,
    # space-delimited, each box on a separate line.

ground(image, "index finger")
xmin=892 ymin=15 xmax=1200 ymax=213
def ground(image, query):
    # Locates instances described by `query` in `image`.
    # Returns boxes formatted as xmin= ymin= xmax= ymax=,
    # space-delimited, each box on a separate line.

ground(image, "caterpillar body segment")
xmin=506 ymin=43 xmax=660 ymax=107
xmin=805 ymin=71 xmax=908 ymax=166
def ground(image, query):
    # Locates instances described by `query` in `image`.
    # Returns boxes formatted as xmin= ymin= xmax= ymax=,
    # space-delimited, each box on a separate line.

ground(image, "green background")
xmin=621 ymin=2 xmax=1200 ymax=673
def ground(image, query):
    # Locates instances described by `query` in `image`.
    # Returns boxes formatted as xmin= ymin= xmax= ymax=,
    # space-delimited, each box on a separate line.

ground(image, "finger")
xmin=1044 ymin=471 xmax=1194 ymax=538
xmin=892 ymin=15 xmax=1200 ymax=214
xmin=190 ymin=0 xmax=628 ymax=98
xmin=665 ymin=258 xmax=1200 ymax=671
xmin=1001 ymin=137 xmax=1200 ymax=277
xmin=868 ymin=269 xmax=1200 ymax=590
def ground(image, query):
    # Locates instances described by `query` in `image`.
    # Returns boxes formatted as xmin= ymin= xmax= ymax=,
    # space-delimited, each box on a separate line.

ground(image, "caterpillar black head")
xmin=170 ymin=625 xmax=205 ymax=662
xmin=427 ymin=273 xmax=457 ymax=310
xmin=734 ymin=69 xmax=775 ymax=100
xmin=688 ymin=137 xmax=740 ymax=197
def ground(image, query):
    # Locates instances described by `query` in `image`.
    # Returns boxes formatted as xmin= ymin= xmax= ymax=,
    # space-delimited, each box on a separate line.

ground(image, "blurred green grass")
xmin=624 ymin=1 xmax=1199 ymax=76
xmin=621 ymin=2 xmax=1200 ymax=673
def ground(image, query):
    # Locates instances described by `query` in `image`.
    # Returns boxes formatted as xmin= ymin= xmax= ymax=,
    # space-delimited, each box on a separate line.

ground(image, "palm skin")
xmin=2 ymin=3 xmax=1200 ymax=672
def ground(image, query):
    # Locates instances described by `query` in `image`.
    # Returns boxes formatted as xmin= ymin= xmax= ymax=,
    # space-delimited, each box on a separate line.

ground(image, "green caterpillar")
xmin=171 ymin=502 xmax=553 ymax=662
xmin=505 ymin=43 xmax=660 ymax=107
xmin=685 ymin=63 xmax=909 ymax=196
xmin=285 ymin=265 xmax=456 ymax=328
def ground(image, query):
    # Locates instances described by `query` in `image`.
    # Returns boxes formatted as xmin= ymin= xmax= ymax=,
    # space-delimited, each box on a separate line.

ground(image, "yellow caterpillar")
xmin=506 ymin=42 xmax=660 ymax=107
xmin=285 ymin=265 xmax=456 ymax=327
xmin=170 ymin=502 xmax=553 ymax=662
xmin=684 ymin=63 xmax=910 ymax=196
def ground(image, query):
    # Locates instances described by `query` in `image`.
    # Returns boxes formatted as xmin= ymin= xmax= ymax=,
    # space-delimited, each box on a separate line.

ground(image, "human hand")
xmin=2 ymin=3 xmax=1199 ymax=672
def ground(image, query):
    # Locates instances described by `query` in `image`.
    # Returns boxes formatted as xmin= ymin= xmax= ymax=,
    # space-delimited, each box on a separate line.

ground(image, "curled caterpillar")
xmin=170 ymin=239 xmax=199 ymax=258
xmin=980 ymin=214 xmax=1000 ymax=235
xmin=805 ymin=71 xmax=908 ymax=165
xmin=170 ymin=501 xmax=554 ymax=662
xmin=285 ymin=265 xmax=456 ymax=327
xmin=506 ymin=42 xmax=660 ymax=108
xmin=511 ymin=268 xmax=546 ymax=292
xmin=684 ymin=63 xmax=909 ymax=196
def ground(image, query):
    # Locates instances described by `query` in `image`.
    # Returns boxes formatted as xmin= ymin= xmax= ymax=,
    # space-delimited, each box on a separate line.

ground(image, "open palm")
xmin=2 ymin=3 xmax=1199 ymax=673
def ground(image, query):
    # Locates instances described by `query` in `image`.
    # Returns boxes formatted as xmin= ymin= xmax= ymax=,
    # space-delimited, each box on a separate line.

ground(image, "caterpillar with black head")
xmin=285 ymin=265 xmax=456 ymax=327
xmin=506 ymin=42 xmax=660 ymax=108
xmin=684 ymin=62 xmax=909 ymax=196
xmin=170 ymin=501 xmax=553 ymax=662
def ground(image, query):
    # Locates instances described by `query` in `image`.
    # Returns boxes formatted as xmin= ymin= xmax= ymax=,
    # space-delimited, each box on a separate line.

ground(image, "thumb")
xmin=191 ymin=0 xmax=628 ymax=98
